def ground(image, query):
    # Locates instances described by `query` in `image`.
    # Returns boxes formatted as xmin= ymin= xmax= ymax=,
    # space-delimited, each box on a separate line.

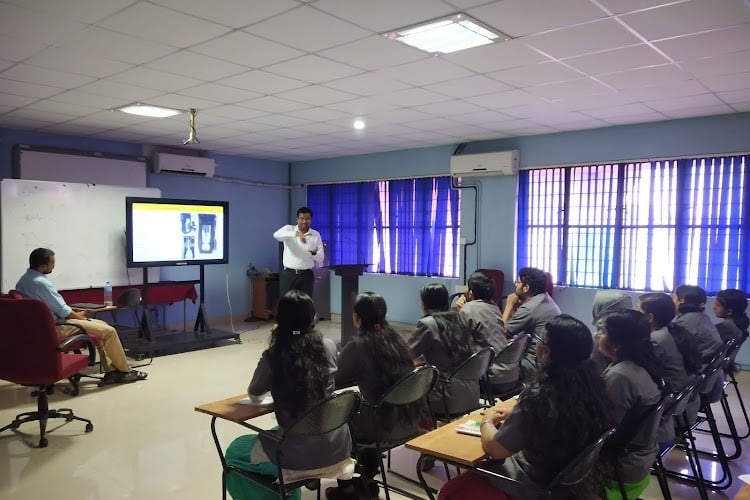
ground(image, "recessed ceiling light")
xmin=353 ymin=119 xmax=366 ymax=130
xmin=382 ymin=13 xmax=510 ymax=54
xmin=115 ymin=103 xmax=182 ymax=118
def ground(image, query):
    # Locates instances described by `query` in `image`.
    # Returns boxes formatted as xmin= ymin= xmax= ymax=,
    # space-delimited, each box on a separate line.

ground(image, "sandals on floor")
xmin=98 ymin=370 xmax=147 ymax=386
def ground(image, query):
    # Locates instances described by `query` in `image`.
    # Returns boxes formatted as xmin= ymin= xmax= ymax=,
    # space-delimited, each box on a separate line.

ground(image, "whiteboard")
xmin=14 ymin=146 xmax=148 ymax=187
xmin=1 ymin=179 xmax=160 ymax=292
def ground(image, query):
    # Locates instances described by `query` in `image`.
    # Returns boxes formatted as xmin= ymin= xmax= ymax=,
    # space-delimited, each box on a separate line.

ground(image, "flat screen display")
xmin=126 ymin=197 xmax=229 ymax=267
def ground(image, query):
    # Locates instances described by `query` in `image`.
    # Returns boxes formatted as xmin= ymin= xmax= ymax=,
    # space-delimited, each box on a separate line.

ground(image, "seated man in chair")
xmin=16 ymin=248 xmax=147 ymax=386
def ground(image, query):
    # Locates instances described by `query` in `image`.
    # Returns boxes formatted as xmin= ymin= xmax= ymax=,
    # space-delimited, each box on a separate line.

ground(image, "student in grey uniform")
xmin=598 ymin=309 xmax=664 ymax=500
xmin=455 ymin=271 xmax=512 ymax=388
xmin=639 ymin=293 xmax=702 ymax=438
xmin=327 ymin=292 xmax=419 ymax=500
xmin=591 ymin=290 xmax=634 ymax=373
xmin=713 ymin=288 xmax=749 ymax=373
xmin=225 ymin=291 xmax=352 ymax=500
xmin=408 ymin=283 xmax=479 ymax=416
xmin=438 ymin=314 xmax=612 ymax=500
xmin=672 ymin=285 xmax=724 ymax=401
xmin=502 ymin=267 xmax=560 ymax=380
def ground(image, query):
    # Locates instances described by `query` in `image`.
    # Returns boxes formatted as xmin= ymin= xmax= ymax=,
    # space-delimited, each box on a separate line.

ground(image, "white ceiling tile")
xmin=264 ymin=55 xmax=363 ymax=84
xmin=501 ymin=102 xmax=573 ymax=119
xmin=681 ymin=50 xmax=750 ymax=78
xmin=206 ymin=104 xmax=270 ymax=120
xmin=263 ymin=127 xmax=312 ymax=139
xmin=108 ymin=67 xmax=203 ymax=93
xmin=527 ymin=78 xmax=612 ymax=99
xmin=314 ymin=0 xmax=454 ymax=32
xmin=0 ymin=78 xmax=63 ymax=98
xmin=79 ymin=110 xmax=156 ymax=126
xmin=0 ymin=3 xmax=87 ymax=45
xmin=662 ymin=102 xmax=735 ymax=119
xmin=245 ymin=6 xmax=370 ymax=52
xmin=0 ymin=93 xmax=38 ymax=108
xmin=0 ymin=34 xmax=48 ymax=62
xmin=381 ymin=58 xmax=474 ymax=87
xmin=0 ymin=60 xmax=13 ymax=73
xmin=646 ymin=93 xmax=725 ymax=112
xmin=241 ymin=96 xmax=312 ymax=113
xmin=563 ymin=44 xmax=670 ymax=75
xmin=561 ymin=91 xmax=642 ymax=110
xmin=286 ymin=107 xmax=353 ymax=122
xmin=596 ymin=0 xmax=680 ymax=15
xmin=465 ymin=89 xmax=539 ymax=109
xmin=319 ymin=35 xmax=427 ymax=71
xmin=412 ymin=99 xmax=486 ymax=117
xmin=146 ymin=51 xmax=248 ymax=81
xmin=451 ymin=110 xmax=516 ymax=126
xmin=620 ymin=0 xmax=750 ymax=41
xmin=718 ymin=89 xmax=750 ymax=104
xmin=489 ymin=62 xmax=582 ymax=87
xmin=602 ymin=111 xmax=667 ymax=125
xmin=0 ymin=114 xmax=56 ymax=129
xmin=731 ymin=100 xmax=750 ymax=111
xmin=443 ymin=40 xmax=550 ymax=73
xmin=621 ymin=80 xmax=710 ymax=100
xmin=49 ymin=90 xmax=126 ymax=108
xmin=97 ymin=3 xmax=231 ymax=48
xmin=276 ymin=86 xmax=358 ymax=106
xmin=700 ymin=72 xmax=750 ymax=92
xmin=23 ymin=99 xmax=101 ymax=116
xmin=24 ymin=48 xmax=132 ymax=79
xmin=426 ymin=75 xmax=512 ymax=98
xmin=402 ymin=117 xmax=467 ymax=131
xmin=56 ymin=27 xmax=178 ymax=65
xmin=525 ymin=19 xmax=642 ymax=59
xmin=146 ymin=94 xmax=223 ymax=112
xmin=0 ymin=63 xmax=95 ymax=88
xmin=151 ymin=0 xmax=298 ymax=28
xmin=584 ymin=102 xmax=661 ymax=118
xmin=293 ymin=121 xmax=348 ymax=134
xmin=655 ymin=25 xmax=750 ymax=61
xmin=191 ymin=31 xmax=304 ymax=68
xmin=367 ymin=107 xmax=435 ymax=123
xmin=75 ymin=80 xmax=163 ymax=102
xmin=218 ymin=70 xmax=308 ymax=94
xmin=178 ymin=83 xmax=262 ymax=104
xmin=5 ymin=0 xmax=137 ymax=24
xmin=469 ymin=0 xmax=607 ymax=37
xmin=323 ymin=72 xmax=411 ymax=96
xmin=597 ymin=64 xmax=690 ymax=90
xmin=253 ymin=115 xmax=312 ymax=128
xmin=375 ymin=88 xmax=450 ymax=107
xmin=220 ymin=120 xmax=276 ymax=133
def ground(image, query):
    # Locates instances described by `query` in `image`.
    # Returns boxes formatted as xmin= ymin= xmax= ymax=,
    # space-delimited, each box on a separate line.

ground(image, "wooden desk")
xmin=406 ymin=414 xmax=486 ymax=468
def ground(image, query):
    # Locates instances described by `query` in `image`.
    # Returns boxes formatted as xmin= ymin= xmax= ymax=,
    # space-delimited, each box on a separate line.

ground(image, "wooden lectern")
xmin=328 ymin=264 xmax=368 ymax=345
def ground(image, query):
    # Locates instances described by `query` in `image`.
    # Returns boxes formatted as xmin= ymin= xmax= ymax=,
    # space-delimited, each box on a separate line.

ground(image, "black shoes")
xmin=98 ymin=370 xmax=148 ymax=387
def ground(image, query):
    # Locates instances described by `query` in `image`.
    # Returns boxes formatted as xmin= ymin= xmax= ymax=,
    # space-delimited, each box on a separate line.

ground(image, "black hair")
xmin=420 ymin=283 xmax=472 ymax=364
xmin=716 ymin=289 xmax=750 ymax=333
xmin=268 ymin=290 xmax=329 ymax=418
xmin=518 ymin=267 xmax=548 ymax=296
xmin=296 ymin=206 xmax=312 ymax=217
xmin=29 ymin=248 xmax=54 ymax=269
xmin=601 ymin=310 xmax=663 ymax=385
xmin=519 ymin=314 xmax=612 ymax=499
xmin=674 ymin=284 xmax=707 ymax=314
xmin=354 ymin=292 xmax=418 ymax=429
xmin=639 ymin=292 xmax=702 ymax=374
xmin=467 ymin=271 xmax=494 ymax=301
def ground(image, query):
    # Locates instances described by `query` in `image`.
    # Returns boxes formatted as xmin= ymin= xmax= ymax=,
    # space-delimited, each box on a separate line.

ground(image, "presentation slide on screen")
xmin=131 ymin=202 xmax=225 ymax=263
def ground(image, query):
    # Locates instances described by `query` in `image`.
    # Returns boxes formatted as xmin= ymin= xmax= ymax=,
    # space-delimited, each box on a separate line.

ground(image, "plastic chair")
xmin=116 ymin=288 xmax=154 ymax=366
xmin=0 ymin=298 xmax=95 ymax=447
xmin=434 ymin=346 xmax=495 ymax=421
xmin=490 ymin=334 xmax=531 ymax=400
xmin=362 ymin=365 xmax=439 ymax=500
xmin=474 ymin=427 xmax=616 ymax=498
xmin=220 ymin=391 xmax=361 ymax=500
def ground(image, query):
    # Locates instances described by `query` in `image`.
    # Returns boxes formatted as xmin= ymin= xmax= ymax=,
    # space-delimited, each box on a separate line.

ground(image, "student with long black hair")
xmin=713 ymin=288 xmax=750 ymax=373
xmin=408 ymin=283 xmax=478 ymax=415
xmin=326 ymin=292 xmax=419 ymax=500
xmin=438 ymin=315 xmax=612 ymax=500
xmin=225 ymin=291 xmax=353 ymax=500
xmin=598 ymin=310 xmax=664 ymax=499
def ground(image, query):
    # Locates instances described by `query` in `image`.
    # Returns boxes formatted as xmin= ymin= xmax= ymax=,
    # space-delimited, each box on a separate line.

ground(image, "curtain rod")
xmin=303 ymin=173 xmax=449 ymax=186
xmin=522 ymin=149 xmax=750 ymax=170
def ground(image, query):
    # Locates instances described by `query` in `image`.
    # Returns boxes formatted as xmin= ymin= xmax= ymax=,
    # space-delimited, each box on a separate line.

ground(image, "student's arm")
xmin=335 ymin=341 xmax=359 ymax=388
xmin=247 ymin=351 xmax=272 ymax=399
xmin=407 ymin=319 xmax=432 ymax=363
xmin=480 ymin=404 xmax=523 ymax=459
xmin=502 ymin=293 xmax=521 ymax=325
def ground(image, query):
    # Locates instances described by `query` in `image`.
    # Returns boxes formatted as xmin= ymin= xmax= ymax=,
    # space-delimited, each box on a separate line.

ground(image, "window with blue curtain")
xmin=307 ymin=177 xmax=460 ymax=277
xmin=517 ymin=154 xmax=749 ymax=293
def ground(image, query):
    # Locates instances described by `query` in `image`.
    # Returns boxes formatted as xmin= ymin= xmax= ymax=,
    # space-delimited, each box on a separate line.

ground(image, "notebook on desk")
xmin=71 ymin=302 xmax=107 ymax=310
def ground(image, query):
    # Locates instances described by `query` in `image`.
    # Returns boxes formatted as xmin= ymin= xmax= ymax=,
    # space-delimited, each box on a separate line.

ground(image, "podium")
xmin=328 ymin=264 xmax=368 ymax=345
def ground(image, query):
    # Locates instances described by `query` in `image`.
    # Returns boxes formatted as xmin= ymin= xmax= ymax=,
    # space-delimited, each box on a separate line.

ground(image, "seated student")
xmin=225 ymin=291 xmax=353 ymax=500
xmin=438 ymin=315 xmax=612 ymax=500
xmin=15 ymin=247 xmax=146 ymax=386
xmin=502 ymin=267 xmax=560 ymax=379
xmin=672 ymin=285 xmax=724 ymax=400
xmin=455 ymin=271 xmax=513 ymax=388
xmin=598 ymin=310 xmax=664 ymax=500
xmin=713 ymin=288 xmax=750 ymax=373
xmin=408 ymin=283 xmax=479 ymax=416
xmin=326 ymin=292 xmax=420 ymax=500
xmin=591 ymin=290 xmax=634 ymax=373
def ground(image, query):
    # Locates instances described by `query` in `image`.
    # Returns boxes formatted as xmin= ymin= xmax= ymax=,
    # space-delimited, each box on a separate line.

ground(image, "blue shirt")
xmin=15 ymin=269 xmax=72 ymax=320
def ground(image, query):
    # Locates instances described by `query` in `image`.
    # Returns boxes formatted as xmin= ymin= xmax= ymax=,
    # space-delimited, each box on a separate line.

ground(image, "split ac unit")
xmin=450 ymin=150 xmax=520 ymax=177
xmin=152 ymin=152 xmax=215 ymax=177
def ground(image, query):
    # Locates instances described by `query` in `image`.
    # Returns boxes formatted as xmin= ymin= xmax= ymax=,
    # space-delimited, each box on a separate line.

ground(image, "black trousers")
xmin=279 ymin=268 xmax=314 ymax=299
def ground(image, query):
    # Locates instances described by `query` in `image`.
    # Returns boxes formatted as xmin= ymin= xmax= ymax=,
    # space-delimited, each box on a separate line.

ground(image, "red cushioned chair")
xmin=0 ymin=298 xmax=95 ymax=447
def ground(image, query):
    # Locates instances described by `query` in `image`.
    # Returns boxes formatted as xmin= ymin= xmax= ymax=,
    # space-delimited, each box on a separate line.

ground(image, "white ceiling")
xmin=1 ymin=0 xmax=749 ymax=162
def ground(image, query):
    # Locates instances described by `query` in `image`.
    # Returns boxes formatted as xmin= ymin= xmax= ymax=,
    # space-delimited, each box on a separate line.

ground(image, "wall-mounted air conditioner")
xmin=152 ymin=152 xmax=215 ymax=177
xmin=450 ymin=150 xmax=520 ymax=177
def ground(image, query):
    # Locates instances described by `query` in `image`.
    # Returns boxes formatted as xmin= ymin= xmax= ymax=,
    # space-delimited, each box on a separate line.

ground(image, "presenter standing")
xmin=273 ymin=206 xmax=324 ymax=298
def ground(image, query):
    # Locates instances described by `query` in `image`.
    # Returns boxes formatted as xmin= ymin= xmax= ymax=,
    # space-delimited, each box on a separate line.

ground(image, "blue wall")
xmin=0 ymin=127 xmax=289 ymax=327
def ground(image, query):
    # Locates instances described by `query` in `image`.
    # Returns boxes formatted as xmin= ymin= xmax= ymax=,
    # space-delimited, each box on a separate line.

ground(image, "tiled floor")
xmin=1 ymin=318 xmax=748 ymax=500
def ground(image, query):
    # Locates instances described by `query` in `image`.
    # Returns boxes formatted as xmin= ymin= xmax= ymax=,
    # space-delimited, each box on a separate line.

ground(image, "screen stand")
xmin=193 ymin=264 xmax=211 ymax=334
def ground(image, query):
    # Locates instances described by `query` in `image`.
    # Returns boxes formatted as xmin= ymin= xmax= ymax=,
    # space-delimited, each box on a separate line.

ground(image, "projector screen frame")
xmin=126 ymin=196 xmax=229 ymax=268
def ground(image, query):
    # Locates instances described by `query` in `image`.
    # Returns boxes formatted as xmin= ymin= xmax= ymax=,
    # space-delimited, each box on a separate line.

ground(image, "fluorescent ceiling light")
xmin=353 ymin=119 xmax=366 ymax=130
xmin=383 ymin=13 xmax=510 ymax=54
xmin=115 ymin=103 xmax=182 ymax=118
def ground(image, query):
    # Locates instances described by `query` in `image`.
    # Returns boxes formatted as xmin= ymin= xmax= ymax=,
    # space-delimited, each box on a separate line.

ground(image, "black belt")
xmin=284 ymin=267 xmax=312 ymax=274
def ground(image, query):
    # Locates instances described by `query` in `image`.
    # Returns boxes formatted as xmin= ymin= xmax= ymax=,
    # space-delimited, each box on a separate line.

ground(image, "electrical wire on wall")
xmin=225 ymin=272 xmax=257 ymax=335
xmin=451 ymin=143 xmax=481 ymax=284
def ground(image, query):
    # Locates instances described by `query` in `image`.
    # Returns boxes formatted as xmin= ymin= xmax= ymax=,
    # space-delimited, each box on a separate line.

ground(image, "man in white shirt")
xmin=273 ymin=207 xmax=324 ymax=298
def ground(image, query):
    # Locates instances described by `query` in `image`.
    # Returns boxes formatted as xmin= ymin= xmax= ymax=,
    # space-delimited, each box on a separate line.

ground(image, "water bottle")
xmin=103 ymin=281 xmax=113 ymax=306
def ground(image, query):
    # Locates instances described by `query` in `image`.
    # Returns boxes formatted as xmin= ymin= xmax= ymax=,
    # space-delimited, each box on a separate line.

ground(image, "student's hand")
xmin=492 ymin=397 xmax=518 ymax=423
xmin=309 ymin=248 xmax=317 ymax=255
xmin=482 ymin=409 xmax=503 ymax=427
xmin=454 ymin=295 xmax=467 ymax=310
xmin=505 ymin=293 xmax=520 ymax=308
xmin=296 ymin=231 xmax=307 ymax=243
xmin=70 ymin=310 xmax=88 ymax=320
